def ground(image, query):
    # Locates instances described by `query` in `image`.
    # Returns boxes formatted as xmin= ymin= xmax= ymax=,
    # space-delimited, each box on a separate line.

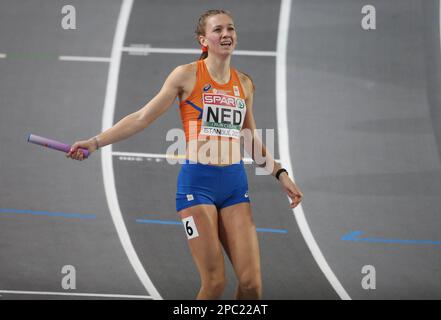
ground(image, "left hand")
xmin=279 ymin=173 xmax=303 ymax=209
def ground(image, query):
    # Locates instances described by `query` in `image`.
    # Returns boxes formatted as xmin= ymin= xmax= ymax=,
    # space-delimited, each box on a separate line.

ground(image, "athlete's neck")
xmin=204 ymin=55 xmax=231 ymax=84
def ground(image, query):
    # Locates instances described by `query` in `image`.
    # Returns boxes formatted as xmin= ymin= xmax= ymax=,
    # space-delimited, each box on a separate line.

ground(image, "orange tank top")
xmin=179 ymin=59 xmax=247 ymax=142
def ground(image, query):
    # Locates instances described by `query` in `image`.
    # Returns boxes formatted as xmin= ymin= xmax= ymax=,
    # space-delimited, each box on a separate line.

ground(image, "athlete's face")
xmin=201 ymin=14 xmax=237 ymax=55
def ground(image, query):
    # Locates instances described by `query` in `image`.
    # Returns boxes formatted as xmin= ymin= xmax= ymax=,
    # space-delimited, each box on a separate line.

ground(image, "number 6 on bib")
xmin=182 ymin=216 xmax=199 ymax=240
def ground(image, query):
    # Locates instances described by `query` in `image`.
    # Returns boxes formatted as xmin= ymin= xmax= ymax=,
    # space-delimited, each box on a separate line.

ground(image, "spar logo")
xmin=202 ymin=93 xmax=246 ymax=127
xmin=203 ymin=93 xmax=236 ymax=107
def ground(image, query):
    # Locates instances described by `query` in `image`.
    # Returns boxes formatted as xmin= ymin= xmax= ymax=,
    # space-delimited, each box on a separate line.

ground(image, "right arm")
xmin=67 ymin=65 xmax=189 ymax=160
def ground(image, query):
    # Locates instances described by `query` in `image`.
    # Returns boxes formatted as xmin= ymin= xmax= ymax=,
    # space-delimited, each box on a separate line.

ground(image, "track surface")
xmin=0 ymin=0 xmax=440 ymax=299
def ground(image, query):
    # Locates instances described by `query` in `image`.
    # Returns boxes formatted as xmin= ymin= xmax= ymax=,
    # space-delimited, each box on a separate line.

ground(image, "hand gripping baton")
xmin=27 ymin=134 xmax=90 ymax=158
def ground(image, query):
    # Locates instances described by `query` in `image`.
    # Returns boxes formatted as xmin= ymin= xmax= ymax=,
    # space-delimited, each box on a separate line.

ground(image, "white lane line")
xmin=102 ymin=0 xmax=162 ymax=300
xmin=0 ymin=290 xmax=152 ymax=299
xmin=276 ymin=0 xmax=351 ymax=300
xmin=59 ymin=56 xmax=111 ymax=62
xmin=122 ymin=46 xmax=277 ymax=57
xmin=112 ymin=151 xmax=279 ymax=165
xmin=0 ymin=53 xmax=6 ymax=59
xmin=58 ymin=48 xmax=275 ymax=64
xmin=113 ymin=151 xmax=180 ymax=159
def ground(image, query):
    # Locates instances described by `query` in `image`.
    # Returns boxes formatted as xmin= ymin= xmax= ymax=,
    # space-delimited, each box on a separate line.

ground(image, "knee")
xmin=202 ymin=273 xmax=227 ymax=297
xmin=238 ymin=275 xmax=262 ymax=296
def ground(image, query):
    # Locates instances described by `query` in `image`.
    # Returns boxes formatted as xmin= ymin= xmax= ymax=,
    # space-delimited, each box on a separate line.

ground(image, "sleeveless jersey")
xmin=179 ymin=59 xmax=247 ymax=142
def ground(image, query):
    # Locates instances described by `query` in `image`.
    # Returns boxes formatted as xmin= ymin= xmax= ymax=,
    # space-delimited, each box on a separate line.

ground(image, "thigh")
xmin=218 ymin=202 xmax=261 ymax=279
xmin=179 ymin=204 xmax=225 ymax=278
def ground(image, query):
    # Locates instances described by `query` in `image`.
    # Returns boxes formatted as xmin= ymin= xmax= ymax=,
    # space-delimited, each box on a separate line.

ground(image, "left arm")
xmin=241 ymin=74 xmax=303 ymax=209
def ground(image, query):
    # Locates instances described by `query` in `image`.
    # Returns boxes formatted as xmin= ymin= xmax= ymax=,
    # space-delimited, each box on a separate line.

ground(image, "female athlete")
xmin=66 ymin=9 xmax=303 ymax=300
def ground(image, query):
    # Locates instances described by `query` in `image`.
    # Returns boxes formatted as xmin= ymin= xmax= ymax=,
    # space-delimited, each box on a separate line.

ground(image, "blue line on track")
xmin=136 ymin=219 xmax=182 ymax=226
xmin=341 ymin=231 xmax=441 ymax=245
xmin=136 ymin=219 xmax=288 ymax=234
xmin=256 ymin=228 xmax=288 ymax=234
xmin=0 ymin=208 xmax=96 ymax=220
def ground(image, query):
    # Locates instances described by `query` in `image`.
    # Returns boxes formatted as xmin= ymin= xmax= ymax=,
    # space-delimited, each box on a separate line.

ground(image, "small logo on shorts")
xmin=244 ymin=191 xmax=249 ymax=198
xmin=186 ymin=194 xmax=194 ymax=201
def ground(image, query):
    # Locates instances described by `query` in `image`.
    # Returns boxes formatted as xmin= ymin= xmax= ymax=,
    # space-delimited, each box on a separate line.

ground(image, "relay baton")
xmin=27 ymin=134 xmax=90 ymax=158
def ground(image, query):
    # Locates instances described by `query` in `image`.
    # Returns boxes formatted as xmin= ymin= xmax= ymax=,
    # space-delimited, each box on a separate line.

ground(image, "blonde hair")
xmin=195 ymin=9 xmax=233 ymax=60
xmin=193 ymin=10 xmax=255 ymax=91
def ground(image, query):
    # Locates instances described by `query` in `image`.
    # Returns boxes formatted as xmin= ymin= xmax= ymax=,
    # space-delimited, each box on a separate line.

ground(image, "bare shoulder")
xmin=236 ymin=69 xmax=255 ymax=98
xmin=166 ymin=62 xmax=197 ymax=92
xmin=168 ymin=62 xmax=198 ymax=99
xmin=172 ymin=62 xmax=197 ymax=80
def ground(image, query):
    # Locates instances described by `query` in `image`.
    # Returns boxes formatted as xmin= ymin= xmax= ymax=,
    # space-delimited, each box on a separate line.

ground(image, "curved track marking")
xmin=276 ymin=0 xmax=351 ymax=300
xmin=101 ymin=0 xmax=162 ymax=300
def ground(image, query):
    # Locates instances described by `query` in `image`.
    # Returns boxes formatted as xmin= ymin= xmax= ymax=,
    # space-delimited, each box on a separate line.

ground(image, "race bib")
xmin=200 ymin=93 xmax=246 ymax=139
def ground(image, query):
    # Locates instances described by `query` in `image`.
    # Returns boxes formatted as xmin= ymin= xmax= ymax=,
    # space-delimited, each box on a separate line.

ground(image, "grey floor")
xmin=0 ymin=0 xmax=440 ymax=300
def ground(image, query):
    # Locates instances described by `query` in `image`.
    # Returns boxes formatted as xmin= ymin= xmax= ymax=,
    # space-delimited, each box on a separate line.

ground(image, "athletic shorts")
xmin=176 ymin=160 xmax=250 ymax=212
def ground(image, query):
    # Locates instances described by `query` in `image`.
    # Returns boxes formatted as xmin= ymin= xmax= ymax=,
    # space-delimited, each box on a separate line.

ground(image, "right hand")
xmin=66 ymin=139 xmax=97 ymax=161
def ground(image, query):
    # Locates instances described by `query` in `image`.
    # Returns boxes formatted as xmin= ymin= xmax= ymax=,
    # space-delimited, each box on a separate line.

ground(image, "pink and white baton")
xmin=27 ymin=134 xmax=89 ymax=158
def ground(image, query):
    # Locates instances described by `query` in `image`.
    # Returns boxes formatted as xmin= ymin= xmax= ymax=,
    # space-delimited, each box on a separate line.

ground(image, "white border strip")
xmin=59 ymin=56 xmax=111 ymax=62
xmin=112 ymin=151 xmax=279 ymax=165
xmin=102 ymin=0 xmax=162 ymax=300
xmin=122 ymin=46 xmax=276 ymax=57
xmin=0 ymin=290 xmax=152 ymax=299
xmin=276 ymin=0 xmax=351 ymax=300
xmin=0 ymin=53 xmax=6 ymax=59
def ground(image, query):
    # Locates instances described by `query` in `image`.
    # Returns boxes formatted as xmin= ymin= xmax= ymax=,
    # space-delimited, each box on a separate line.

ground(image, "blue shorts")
xmin=176 ymin=160 xmax=250 ymax=212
